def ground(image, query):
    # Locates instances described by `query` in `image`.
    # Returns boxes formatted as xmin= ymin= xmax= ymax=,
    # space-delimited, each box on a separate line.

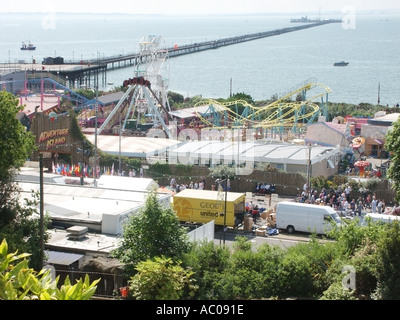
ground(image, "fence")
xmin=187 ymin=220 xmax=215 ymax=242
xmin=53 ymin=268 xmax=126 ymax=298
xmin=151 ymin=165 xmax=397 ymax=203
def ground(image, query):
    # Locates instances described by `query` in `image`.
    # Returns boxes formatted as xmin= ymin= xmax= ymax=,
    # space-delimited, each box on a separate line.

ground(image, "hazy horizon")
xmin=1 ymin=0 xmax=400 ymax=15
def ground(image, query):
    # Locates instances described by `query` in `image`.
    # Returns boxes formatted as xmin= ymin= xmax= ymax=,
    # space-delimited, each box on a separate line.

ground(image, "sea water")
xmin=0 ymin=12 xmax=399 ymax=106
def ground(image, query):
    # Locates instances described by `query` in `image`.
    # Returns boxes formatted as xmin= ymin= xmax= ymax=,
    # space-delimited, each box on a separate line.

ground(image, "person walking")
xmin=357 ymin=199 xmax=364 ymax=216
xmin=371 ymin=196 xmax=377 ymax=213
xmin=377 ymin=199 xmax=383 ymax=214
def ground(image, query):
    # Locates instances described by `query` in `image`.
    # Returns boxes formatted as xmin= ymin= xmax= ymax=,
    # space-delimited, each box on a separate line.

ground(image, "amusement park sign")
xmin=39 ymin=128 xmax=69 ymax=150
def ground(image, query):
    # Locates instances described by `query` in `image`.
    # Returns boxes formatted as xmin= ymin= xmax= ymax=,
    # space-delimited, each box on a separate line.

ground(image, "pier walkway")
xmin=84 ymin=19 xmax=342 ymax=71
xmin=1 ymin=19 xmax=341 ymax=88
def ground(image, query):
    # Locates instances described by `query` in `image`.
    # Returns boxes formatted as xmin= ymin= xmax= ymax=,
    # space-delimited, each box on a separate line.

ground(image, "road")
xmin=213 ymin=229 xmax=311 ymax=250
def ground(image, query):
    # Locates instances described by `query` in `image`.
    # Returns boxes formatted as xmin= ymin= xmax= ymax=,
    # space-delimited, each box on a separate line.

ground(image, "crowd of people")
xmin=299 ymin=182 xmax=399 ymax=216
xmin=169 ymin=177 xmax=208 ymax=193
xmin=169 ymin=177 xmax=232 ymax=193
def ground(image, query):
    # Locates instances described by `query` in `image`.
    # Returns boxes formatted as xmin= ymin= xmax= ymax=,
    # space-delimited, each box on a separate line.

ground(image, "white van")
xmin=275 ymin=201 xmax=342 ymax=235
xmin=361 ymin=213 xmax=400 ymax=226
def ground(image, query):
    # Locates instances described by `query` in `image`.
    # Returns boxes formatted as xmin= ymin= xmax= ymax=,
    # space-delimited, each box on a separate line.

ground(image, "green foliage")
xmin=129 ymin=256 xmax=197 ymax=300
xmin=181 ymin=241 xmax=230 ymax=300
xmin=275 ymin=250 xmax=315 ymax=298
xmin=171 ymin=95 xmax=203 ymax=110
xmin=209 ymin=164 xmax=236 ymax=179
xmin=125 ymin=157 xmax=142 ymax=170
xmin=326 ymin=102 xmax=382 ymax=120
xmin=150 ymin=161 xmax=172 ymax=176
xmin=374 ymin=221 xmax=400 ymax=299
xmin=227 ymin=92 xmax=254 ymax=104
xmin=0 ymin=90 xmax=36 ymax=178
xmin=174 ymin=163 xmax=194 ymax=177
xmin=349 ymin=241 xmax=379 ymax=299
xmin=385 ymin=118 xmax=400 ymax=201
xmin=332 ymin=175 xmax=348 ymax=189
xmin=310 ymin=175 xmax=331 ymax=190
xmin=232 ymin=236 xmax=252 ymax=251
xmin=167 ymin=91 xmax=184 ymax=108
xmin=1 ymin=191 xmax=51 ymax=271
xmin=74 ymin=88 xmax=96 ymax=100
xmin=112 ymin=190 xmax=191 ymax=275
xmin=0 ymin=239 xmax=99 ymax=300
xmin=320 ymin=282 xmax=357 ymax=300
xmin=226 ymin=242 xmax=284 ymax=299
xmin=328 ymin=218 xmax=385 ymax=257
xmin=0 ymin=91 xmax=48 ymax=270
xmin=68 ymin=113 xmax=85 ymax=141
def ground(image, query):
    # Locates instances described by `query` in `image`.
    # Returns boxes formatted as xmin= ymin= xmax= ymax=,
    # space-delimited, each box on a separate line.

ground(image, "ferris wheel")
xmin=136 ymin=34 xmax=171 ymax=112
xmin=97 ymin=35 xmax=173 ymax=138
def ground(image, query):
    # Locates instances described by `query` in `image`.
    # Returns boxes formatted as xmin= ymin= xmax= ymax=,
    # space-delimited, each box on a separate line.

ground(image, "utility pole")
xmin=94 ymin=83 xmax=98 ymax=187
xmin=39 ymin=153 xmax=44 ymax=270
xmin=119 ymin=115 xmax=122 ymax=175
xmin=78 ymin=140 xmax=86 ymax=185
xmin=223 ymin=176 xmax=228 ymax=246
xmin=307 ymin=144 xmax=312 ymax=189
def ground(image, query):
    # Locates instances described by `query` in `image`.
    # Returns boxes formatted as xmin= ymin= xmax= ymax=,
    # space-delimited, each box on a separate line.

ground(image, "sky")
xmin=1 ymin=0 xmax=399 ymax=15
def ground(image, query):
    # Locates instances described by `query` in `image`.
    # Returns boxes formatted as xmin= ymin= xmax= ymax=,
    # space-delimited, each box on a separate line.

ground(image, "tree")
xmin=374 ymin=221 xmax=400 ymax=299
xmin=0 ymin=91 xmax=36 ymax=177
xmin=209 ymin=164 xmax=236 ymax=179
xmin=384 ymin=117 xmax=400 ymax=200
xmin=112 ymin=190 xmax=192 ymax=274
xmin=0 ymin=239 xmax=99 ymax=300
xmin=0 ymin=91 xmax=46 ymax=270
xmin=128 ymin=256 xmax=197 ymax=300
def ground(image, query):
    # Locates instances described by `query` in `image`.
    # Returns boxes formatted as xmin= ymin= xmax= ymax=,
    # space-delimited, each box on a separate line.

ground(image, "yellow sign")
xmin=352 ymin=136 xmax=365 ymax=146
xmin=172 ymin=195 xmax=241 ymax=226
xmin=38 ymin=129 xmax=69 ymax=150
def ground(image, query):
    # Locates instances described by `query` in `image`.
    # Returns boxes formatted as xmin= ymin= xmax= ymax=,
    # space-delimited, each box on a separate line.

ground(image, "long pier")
xmin=1 ymin=19 xmax=341 ymax=89
xmin=89 ymin=19 xmax=341 ymax=71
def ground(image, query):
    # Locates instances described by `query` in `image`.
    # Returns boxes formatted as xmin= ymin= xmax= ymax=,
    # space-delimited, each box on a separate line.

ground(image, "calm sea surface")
xmin=1 ymin=12 xmax=399 ymax=106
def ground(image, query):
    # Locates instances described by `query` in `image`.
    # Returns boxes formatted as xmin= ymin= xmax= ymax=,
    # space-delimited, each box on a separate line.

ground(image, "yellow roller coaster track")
xmin=193 ymin=82 xmax=332 ymax=130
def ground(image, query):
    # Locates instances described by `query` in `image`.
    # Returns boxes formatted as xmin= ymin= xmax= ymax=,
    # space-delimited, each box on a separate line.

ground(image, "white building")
xmin=17 ymin=169 xmax=172 ymax=235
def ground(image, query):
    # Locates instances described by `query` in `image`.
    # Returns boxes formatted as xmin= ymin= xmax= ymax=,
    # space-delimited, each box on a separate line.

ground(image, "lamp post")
xmin=94 ymin=84 xmax=98 ymax=187
xmin=223 ymin=176 xmax=228 ymax=246
xmin=119 ymin=115 xmax=122 ymax=175
xmin=307 ymin=144 xmax=312 ymax=190
xmin=80 ymin=140 xmax=85 ymax=185
xmin=39 ymin=153 xmax=44 ymax=270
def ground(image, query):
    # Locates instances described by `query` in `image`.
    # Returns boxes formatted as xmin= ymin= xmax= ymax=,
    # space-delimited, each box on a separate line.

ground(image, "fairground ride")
xmin=96 ymin=35 xmax=173 ymax=138
xmin=193 ymin=78 xmax=331 ymax=139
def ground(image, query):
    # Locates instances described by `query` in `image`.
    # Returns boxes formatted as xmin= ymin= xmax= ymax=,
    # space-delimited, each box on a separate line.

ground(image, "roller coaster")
xmin=192 ymin=78 xmax=331 ymax=137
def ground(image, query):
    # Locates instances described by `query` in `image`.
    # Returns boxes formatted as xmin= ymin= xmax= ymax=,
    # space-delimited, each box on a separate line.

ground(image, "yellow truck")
xmin=172 ymin=189 xmax=246 ymax=227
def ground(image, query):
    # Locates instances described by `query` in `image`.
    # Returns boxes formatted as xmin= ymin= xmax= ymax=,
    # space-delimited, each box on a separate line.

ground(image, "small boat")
xmin=334 ymin=61 xmax=349 ymax=66
xmin=21 ymin=41 xmax=36 ymax=51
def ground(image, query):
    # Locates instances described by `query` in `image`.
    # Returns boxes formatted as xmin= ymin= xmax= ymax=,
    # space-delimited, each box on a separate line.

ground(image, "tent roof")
xmin=96 ymin=175 xmax=158 ymax=191
xmin=168 ymin=140 xmax=339 ymax=165
xmin=173 ymin=189 xmax=245 ymax=202
xmin=84 ymin=135 xmax=182 ymax=158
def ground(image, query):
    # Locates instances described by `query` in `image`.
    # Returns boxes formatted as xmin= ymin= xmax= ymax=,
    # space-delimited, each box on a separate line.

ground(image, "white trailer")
xmin=361 ymin=213 xmax=400 ymax=226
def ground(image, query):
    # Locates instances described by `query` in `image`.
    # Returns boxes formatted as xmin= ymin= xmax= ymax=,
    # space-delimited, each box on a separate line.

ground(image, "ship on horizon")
xmin=290 ymin=16 xmax=342 ymax=23
xmin=290 ymin=16 xmax=321 ymax=23
xmin=21 ymin=41 xmax=36 ymax=51
xmin=334 ymin=61 xmax=349 ymax=67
